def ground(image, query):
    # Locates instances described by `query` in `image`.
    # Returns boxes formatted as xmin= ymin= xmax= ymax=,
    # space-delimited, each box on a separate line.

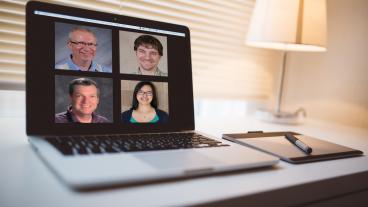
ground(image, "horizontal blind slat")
xmin=0 ymin=31 xmax=25 ymax=44
xmin=0 ymin=1 xmax=26 ymax=14
xmin=0 ymin=62 xmax=25 ymax=72
xmin=0 ymin=41 xmax=25 ymax=51
xmin=136 ymin=0 xmax=250 ymax=26
xmin=174 ymin=0 xmax=252 ymax=17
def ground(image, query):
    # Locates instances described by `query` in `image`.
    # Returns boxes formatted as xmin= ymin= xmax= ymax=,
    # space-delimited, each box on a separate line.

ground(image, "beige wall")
xmin=281 ymin=0 xmax=368 ymax=129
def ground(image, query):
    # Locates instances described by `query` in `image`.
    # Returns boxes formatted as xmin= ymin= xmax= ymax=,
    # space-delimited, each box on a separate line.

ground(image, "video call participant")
xmin=134 ymin=35 xmax=167 ymax=76
xmin=121 ymin=81 xmax=169 ymax=123
xmin=55 ymin=27 xmax=110 ymax=72
xmin=55 ymin=78 xmax=109 ymax=123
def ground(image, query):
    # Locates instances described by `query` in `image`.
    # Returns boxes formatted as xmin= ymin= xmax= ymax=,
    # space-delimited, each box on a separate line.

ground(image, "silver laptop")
xmin=26 ymin=1 xmax=278 ymax=190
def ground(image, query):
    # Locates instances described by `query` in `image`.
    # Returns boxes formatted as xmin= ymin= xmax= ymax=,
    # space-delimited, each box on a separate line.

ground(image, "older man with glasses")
xmin=55 ymin=27 xmax=110 ymax=72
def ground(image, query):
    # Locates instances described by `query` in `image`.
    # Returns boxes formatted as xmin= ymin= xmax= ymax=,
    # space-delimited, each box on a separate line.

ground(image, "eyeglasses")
xmin=69 ymin=41 xmax=98 ymax=48
xmin=137 ymin=91 xmax=153 ymax=96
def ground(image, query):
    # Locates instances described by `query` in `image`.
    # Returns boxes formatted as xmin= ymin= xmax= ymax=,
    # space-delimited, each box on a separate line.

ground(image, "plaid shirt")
xmin=55 ymin=106 xmax=110 ymax=123
xmin=136 ymin=67 xmax=167 ymax=76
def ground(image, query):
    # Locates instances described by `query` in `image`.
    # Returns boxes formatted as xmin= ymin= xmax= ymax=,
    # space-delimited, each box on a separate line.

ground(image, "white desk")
xmin=1 ymin=116 xmax=368 ymax=207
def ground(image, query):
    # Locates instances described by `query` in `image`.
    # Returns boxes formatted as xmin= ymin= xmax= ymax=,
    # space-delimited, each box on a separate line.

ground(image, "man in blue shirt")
xmin=55 ymin=27 xmax=110 ymax=72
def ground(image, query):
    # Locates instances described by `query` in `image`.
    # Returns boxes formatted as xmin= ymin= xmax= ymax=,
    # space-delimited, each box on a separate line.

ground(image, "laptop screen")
xmin=26 ymin=2 xmax=194 ymax=135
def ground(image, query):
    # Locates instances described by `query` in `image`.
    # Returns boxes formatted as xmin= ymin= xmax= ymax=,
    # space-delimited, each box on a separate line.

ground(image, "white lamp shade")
xmin=247 ymin=0 xmax=327 ymax=52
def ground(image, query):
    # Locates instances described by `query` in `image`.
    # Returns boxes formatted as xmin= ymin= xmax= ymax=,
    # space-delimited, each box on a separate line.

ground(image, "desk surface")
xmin=1 ymin=116 xmax=368 ymax=207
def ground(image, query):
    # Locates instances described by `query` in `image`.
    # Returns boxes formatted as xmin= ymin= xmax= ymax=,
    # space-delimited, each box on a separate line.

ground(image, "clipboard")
xmin=222 ymin=131 xmax=363 ymax=164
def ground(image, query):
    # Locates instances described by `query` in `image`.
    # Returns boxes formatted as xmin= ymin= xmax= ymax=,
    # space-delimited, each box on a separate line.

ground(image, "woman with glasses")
xmin=121 ymin=81 xmax=169 ymax=123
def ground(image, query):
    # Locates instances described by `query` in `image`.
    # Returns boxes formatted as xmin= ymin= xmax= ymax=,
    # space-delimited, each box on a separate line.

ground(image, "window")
xmin=0 ymin=0 xmax=278 ymax=100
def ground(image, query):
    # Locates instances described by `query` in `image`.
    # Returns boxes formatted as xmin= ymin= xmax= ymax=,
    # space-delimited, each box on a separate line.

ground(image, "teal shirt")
xmin=130 ymin=114 xmax=159 ymax=123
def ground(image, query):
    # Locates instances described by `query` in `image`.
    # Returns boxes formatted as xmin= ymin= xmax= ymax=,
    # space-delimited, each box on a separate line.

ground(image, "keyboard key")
xmin=77 ymin=147 xmax=88 ymax=155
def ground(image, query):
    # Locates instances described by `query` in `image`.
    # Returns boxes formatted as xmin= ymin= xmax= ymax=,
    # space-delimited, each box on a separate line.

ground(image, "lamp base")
xmin=255 ymin=108 xmax=306 ymax=125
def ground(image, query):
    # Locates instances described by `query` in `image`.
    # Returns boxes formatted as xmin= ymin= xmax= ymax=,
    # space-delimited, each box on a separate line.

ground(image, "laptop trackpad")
xmin=134 ymin=151 xmax=220 ymax=170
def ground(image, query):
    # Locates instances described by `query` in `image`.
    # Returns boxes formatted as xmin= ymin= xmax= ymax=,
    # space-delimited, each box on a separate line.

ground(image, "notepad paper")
xmin=223 ymin=133 xmax=363 ymax=163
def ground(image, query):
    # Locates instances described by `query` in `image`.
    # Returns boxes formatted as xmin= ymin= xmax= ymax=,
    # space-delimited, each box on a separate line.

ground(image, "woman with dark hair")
xmin=121 ymin=81 xmax=168 ymax=123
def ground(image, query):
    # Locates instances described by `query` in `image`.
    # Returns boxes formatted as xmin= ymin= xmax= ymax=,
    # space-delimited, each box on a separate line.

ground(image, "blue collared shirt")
xmin=55 ymin=55 xmax=111 ymax=72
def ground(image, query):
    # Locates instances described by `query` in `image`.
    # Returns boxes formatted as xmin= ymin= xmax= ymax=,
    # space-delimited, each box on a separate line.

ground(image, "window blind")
xmin=0 ymin=0 xmax=278 ymax=100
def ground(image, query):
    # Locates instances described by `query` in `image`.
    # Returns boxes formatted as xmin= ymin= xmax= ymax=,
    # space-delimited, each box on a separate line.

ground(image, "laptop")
xmin=26 ymin=1 xmax=279 ymax=190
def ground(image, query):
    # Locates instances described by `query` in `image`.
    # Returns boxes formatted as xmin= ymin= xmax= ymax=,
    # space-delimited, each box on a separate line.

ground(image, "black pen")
xmin=285 ymin=133 xmax=313 ymax=154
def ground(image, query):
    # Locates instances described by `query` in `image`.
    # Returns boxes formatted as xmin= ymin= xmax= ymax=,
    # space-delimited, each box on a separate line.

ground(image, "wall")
xmin=282 ymin=0 xmax=368 ymax=129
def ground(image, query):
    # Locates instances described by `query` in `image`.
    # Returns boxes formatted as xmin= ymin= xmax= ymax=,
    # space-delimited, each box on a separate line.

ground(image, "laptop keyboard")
xmin=45 ymin=132 xmax=230 ymax=156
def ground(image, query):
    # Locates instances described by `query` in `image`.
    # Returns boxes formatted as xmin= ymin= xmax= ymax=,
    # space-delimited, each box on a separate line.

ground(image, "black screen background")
xmin=26 ymin=1 xmax=194 ymax=135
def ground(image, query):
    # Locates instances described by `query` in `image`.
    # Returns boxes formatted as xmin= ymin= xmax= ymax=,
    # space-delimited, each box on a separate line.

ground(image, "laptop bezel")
xmin=26 ymin=1 xmax=195 ymax=136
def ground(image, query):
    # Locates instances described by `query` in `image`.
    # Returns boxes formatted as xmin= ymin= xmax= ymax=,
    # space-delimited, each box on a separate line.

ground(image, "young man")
xmin=56 ymin=27 xmax=110 ymax=72
xmin=134 ymin=35 xmax=167 ymax=76
xmin=55 ymin=78 xmax=109 ymax=123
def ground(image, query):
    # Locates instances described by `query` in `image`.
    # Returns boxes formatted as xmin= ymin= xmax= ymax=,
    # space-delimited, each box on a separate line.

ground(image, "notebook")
xmin=26 ymin=1 xmax=279 ymax=190
xmin=223 ymin=132 xmax=363 ymax=164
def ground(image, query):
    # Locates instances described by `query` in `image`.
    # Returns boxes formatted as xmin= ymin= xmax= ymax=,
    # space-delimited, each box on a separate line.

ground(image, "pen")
xmin=285 ymin=133 xmax=313 ymax=154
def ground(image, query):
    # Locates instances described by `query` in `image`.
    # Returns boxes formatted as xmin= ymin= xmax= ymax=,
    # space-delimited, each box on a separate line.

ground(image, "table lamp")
xmin=246 ymin=0 xmax=327 ymax=124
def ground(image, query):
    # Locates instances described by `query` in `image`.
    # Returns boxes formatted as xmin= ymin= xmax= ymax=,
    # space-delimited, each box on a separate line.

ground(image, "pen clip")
xmin=247 ymin=131 xmax=263 ymax=133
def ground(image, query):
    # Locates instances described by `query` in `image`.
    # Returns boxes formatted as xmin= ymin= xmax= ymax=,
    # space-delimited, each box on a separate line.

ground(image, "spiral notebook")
xmin=223 ymin=131 xmax=363 ymax=164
